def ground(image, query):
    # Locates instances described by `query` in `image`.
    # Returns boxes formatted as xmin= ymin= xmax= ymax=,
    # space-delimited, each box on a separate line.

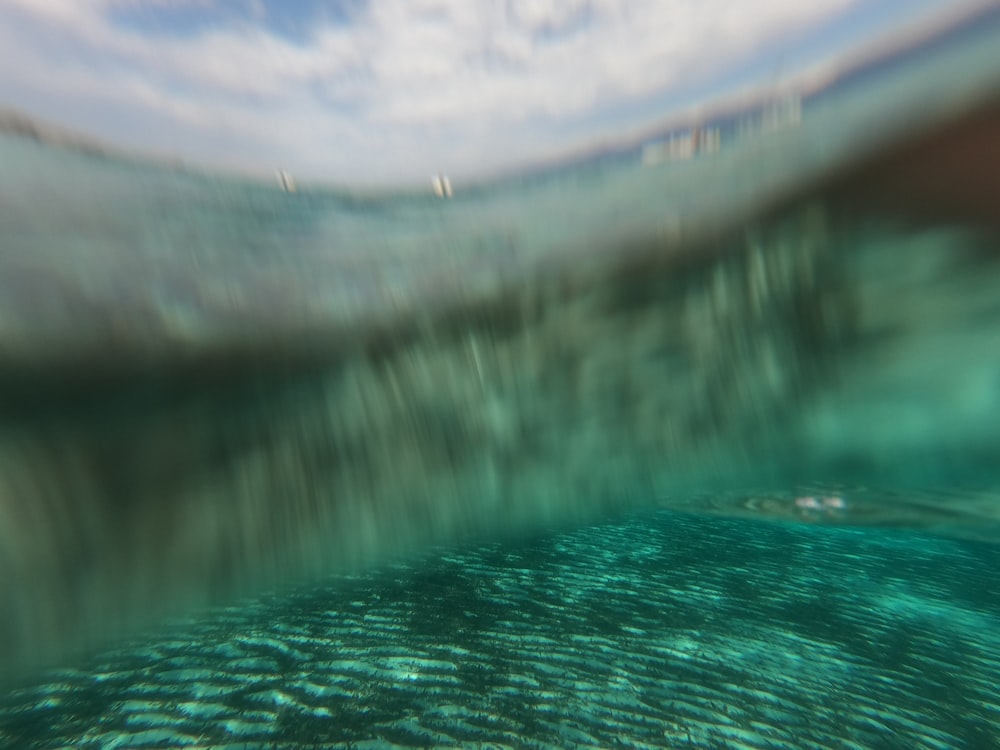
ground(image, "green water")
xmin=1 ymin=6 xmax=999 ymax=748
xmin=2 ymin=511 xmax=999 ymax=748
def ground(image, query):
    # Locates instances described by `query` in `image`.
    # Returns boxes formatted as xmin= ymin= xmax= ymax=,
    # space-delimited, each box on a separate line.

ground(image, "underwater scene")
xmin=2 ymin=510 xmax=1000 ymax=749
xmin=2 ymin=3 xmax=1000 ymax=749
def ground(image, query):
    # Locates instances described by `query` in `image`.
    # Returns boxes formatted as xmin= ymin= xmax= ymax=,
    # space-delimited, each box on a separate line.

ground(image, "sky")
xmin=0 ymin=0 xmax=984 ymax=186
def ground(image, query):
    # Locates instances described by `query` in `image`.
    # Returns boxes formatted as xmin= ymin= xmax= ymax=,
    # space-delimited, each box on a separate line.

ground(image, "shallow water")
xmin=3 ymin=510 xmax=999 ymax=748
xmin=1 ymin=5 xmax=1000 ymax=747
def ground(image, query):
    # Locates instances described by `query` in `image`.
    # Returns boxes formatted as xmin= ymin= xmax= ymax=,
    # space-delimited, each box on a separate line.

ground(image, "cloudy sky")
xmin=0 ymin=0 xmax=980 ymax=185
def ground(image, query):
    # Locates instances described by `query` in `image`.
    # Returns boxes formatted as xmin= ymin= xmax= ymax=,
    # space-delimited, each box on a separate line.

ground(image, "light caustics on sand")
xmin=3 ymin=511 xmax=999 ymax=749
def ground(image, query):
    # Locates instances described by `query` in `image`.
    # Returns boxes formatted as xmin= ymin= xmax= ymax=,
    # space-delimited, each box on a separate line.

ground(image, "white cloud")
xmin=0 ymin=0 xmax=864 ymax=183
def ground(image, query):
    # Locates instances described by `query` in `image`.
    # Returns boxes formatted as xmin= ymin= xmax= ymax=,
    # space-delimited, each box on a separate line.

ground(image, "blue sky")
xmin=0 ymin=0 xmax=984 ymax=185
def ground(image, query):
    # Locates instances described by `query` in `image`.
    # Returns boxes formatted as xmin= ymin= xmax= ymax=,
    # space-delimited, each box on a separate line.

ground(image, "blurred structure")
xmin=276 ymin=168 xmax=297 ymax=192
xmin=432 ymin=173 xmax=453 ymax=197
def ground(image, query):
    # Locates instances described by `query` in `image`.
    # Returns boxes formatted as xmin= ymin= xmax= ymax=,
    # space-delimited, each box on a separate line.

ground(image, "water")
xmin=1 ymin=5 xmax=1000 ymax=747
xmin=2 ymin=511 xmax=999 ymax=748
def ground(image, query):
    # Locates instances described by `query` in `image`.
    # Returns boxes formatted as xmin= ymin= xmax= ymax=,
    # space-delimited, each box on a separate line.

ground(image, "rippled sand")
xmin=2 ymin=510 xmax=998 ymax=748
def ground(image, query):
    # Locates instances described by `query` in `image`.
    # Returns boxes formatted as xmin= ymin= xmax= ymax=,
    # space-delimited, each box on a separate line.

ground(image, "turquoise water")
xmin=2 ymin=510 xmax=999 ymax=748
xmin=2 ymin=6 xmax=1000 ymax=748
